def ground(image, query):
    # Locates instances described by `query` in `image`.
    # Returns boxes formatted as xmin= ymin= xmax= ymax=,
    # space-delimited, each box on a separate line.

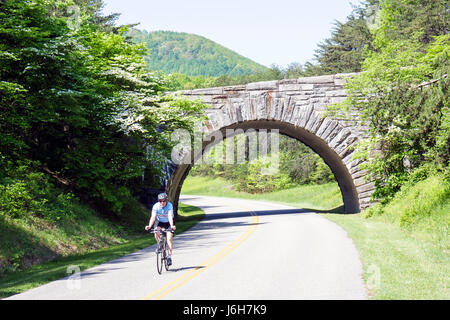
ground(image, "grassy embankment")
xmin=0 ymin=202 xmax=204 ymax=298
xmin=182 ymin=176 xmax=343 ymax=211
xmin=181 ymin=175 xmax=449 ymax=299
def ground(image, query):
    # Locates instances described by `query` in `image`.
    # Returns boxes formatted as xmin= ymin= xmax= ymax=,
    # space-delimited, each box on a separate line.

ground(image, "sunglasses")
xmin=159 ymin=199 xmax=167 ymax=203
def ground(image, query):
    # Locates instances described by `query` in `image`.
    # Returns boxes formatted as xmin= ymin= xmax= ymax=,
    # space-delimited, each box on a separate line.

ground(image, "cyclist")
xmin=145 ymin=192 xmax=176 ymax=266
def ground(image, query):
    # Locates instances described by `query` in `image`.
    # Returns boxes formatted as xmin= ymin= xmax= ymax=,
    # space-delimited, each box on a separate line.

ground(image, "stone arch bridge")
xmin=166 ymin=73 xmax=375 ymax=213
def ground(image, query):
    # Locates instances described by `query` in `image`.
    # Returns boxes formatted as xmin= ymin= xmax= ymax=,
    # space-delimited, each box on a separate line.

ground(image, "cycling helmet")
xmin=157 ymin=192 xmax=168 ymax=201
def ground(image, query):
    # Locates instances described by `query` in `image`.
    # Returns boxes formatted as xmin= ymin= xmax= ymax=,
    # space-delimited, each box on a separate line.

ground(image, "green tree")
xmin=191 ymin=134 xmax=335 ymax=192
xmin=374 ymin=0 xmax=449 ymax=45
xmin=0 ymin=0 xmax=205 ymax=214
xmin=335 ymin=0 xmax=449 ymax=200
xmin=304 ymin=11 xmax=374 ymax=76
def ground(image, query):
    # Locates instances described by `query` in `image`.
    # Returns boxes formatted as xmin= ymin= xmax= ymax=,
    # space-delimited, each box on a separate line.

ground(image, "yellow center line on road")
xmin=142 ymin=209 xmax=259 ymax=300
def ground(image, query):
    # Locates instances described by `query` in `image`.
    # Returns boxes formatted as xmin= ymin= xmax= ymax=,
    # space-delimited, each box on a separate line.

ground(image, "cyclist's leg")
xmin=154 ymin=221 xmax=161 ymax=243
xmin=167 ymin=232 xmax=173 ymax=256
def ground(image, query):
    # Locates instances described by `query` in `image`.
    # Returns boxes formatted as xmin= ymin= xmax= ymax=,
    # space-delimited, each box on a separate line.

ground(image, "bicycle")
xmin=150 ymin=227 xmax=174 ymax=274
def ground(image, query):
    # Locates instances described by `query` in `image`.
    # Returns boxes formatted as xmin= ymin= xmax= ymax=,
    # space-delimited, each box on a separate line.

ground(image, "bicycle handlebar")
xmin=148 ymin=227 xmax=174 ymax=234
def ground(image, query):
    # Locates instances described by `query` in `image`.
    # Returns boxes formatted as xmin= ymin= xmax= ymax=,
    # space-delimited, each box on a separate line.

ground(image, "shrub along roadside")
xmin=364 ymin=173 xmax=449 ymax=249
xmin=0 ymin=165 xmax=147 ymax=275
xmin=0 ymin=203 xmax=204 ymax=299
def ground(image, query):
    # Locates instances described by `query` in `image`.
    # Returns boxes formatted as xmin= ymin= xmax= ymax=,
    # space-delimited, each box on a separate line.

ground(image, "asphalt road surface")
xmin=7 ymin=195 xmax=367 ymax=300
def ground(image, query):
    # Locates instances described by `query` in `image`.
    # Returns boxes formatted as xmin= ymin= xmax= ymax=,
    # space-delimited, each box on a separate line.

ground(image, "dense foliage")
xmin=191 ymin=134 xmax=335 ymax=193
xmin=302 ymin=12 xmax=374 ymax=76
xmin=337 ymin=0 xmax=449 ymax=201
xmin=127 ymin=29 xmax=269 ymax=77
xmin=0 ymin=0 xmax=205 ymax=217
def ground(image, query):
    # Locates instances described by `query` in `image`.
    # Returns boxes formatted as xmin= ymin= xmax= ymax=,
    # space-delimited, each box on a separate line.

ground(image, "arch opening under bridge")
xmin=165 ymin=74 xmax=375 ymax=214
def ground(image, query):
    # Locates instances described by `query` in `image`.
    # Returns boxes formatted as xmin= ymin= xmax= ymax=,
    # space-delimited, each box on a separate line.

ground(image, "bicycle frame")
xmin=151 ymin=228 xmax=173 ymax=274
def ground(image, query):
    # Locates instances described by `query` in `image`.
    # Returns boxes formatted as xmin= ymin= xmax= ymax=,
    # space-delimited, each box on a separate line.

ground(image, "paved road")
xmin=7 ymin=195 xmax=367 ymax=300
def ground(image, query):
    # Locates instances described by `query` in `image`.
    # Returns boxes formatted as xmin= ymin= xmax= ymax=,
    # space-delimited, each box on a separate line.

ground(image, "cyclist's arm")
xmin=168 ymin=206 xmax=176 ymax=231
xmin=145 ymin=208 xmax=157 ymax=230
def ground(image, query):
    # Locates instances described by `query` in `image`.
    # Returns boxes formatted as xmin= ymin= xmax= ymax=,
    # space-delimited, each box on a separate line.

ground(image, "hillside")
xmin=127 ymin=29 xmax=269 ymax=77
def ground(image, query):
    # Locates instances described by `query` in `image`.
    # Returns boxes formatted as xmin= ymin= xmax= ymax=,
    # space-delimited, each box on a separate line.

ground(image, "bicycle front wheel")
xmin=156 ymin=244 xmax=163 ymax=274
xmin=164 ymin=245 xmax=169 ymax=271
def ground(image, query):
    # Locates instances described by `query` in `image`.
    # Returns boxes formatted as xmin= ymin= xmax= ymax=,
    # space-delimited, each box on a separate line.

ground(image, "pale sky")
xmin=102 ymin=0 xmax=356 ymax=68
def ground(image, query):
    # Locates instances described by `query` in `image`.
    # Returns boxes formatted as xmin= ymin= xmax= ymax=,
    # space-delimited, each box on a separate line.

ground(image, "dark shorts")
xmin=155 ymin=221 xmax=171 ymax=231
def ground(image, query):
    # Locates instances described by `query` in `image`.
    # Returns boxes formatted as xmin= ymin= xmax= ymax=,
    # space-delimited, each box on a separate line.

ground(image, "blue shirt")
xmin=152 ymin=201 xmax=174 ymax=223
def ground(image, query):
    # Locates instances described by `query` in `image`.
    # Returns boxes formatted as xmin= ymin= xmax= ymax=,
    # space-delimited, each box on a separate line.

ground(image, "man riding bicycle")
xmin=145 ymin=192 xmax=176 ymax=266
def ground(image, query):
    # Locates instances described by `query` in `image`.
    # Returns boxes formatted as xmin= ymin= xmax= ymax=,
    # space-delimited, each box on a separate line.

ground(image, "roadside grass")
xmin=181 ymin=176 xmax=343 ymax=211
xmin=324 ymin=214 xmax=449 ymax=299
xmin=181 ymin=175 xmax=449 ymax=299
xmin=0 ymin=203 xmax=204 ymax=299
xmin=0 ymin=174 xmax=154 ymax=276
xmin=364 ymin=175 xmax=449 ymax=250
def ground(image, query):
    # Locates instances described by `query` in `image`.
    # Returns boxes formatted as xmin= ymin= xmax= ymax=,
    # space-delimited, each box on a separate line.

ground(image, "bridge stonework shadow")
xmin=167 ymin=73 xmax=375 ymax=213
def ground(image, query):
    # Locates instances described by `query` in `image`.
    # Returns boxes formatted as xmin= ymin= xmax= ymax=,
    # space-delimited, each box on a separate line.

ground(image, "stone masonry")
xmin=167 ymin=73 xmax=375 ymax=213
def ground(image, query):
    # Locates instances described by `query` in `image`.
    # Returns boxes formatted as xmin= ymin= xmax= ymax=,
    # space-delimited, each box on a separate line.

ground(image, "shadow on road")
xmin=169 ymin=265 xmax=206 ymax=272
xmin=172 ymin=202 xmax=346 ymax=252
xmin=61 ymin=205 xmax=347 ymax=281
xmin=201 ymin=205 xmax=345 ymax=221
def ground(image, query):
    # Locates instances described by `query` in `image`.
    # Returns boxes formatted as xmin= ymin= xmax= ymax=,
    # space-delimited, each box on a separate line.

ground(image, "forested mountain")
xmin=126 ymin=29 xmax=269 ymax=77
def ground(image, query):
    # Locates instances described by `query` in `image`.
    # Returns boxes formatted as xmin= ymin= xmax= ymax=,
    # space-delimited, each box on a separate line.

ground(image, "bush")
xmin=363 ymin=172 xmax=449 ymax=247
xmin=0 ymin=169 xmax=81 ymax=223
xmin=191 ymin=134 xmax=336 ymax=193
xmin=235 ymin=157 xmax=294 ymax=193
xmin=396 ymin=175 xmax=449 ymax=228
xmin=309 ymin=156 xmax=335 ymax=184
xmin=0 ymin=181 xmax=42 ymax=219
